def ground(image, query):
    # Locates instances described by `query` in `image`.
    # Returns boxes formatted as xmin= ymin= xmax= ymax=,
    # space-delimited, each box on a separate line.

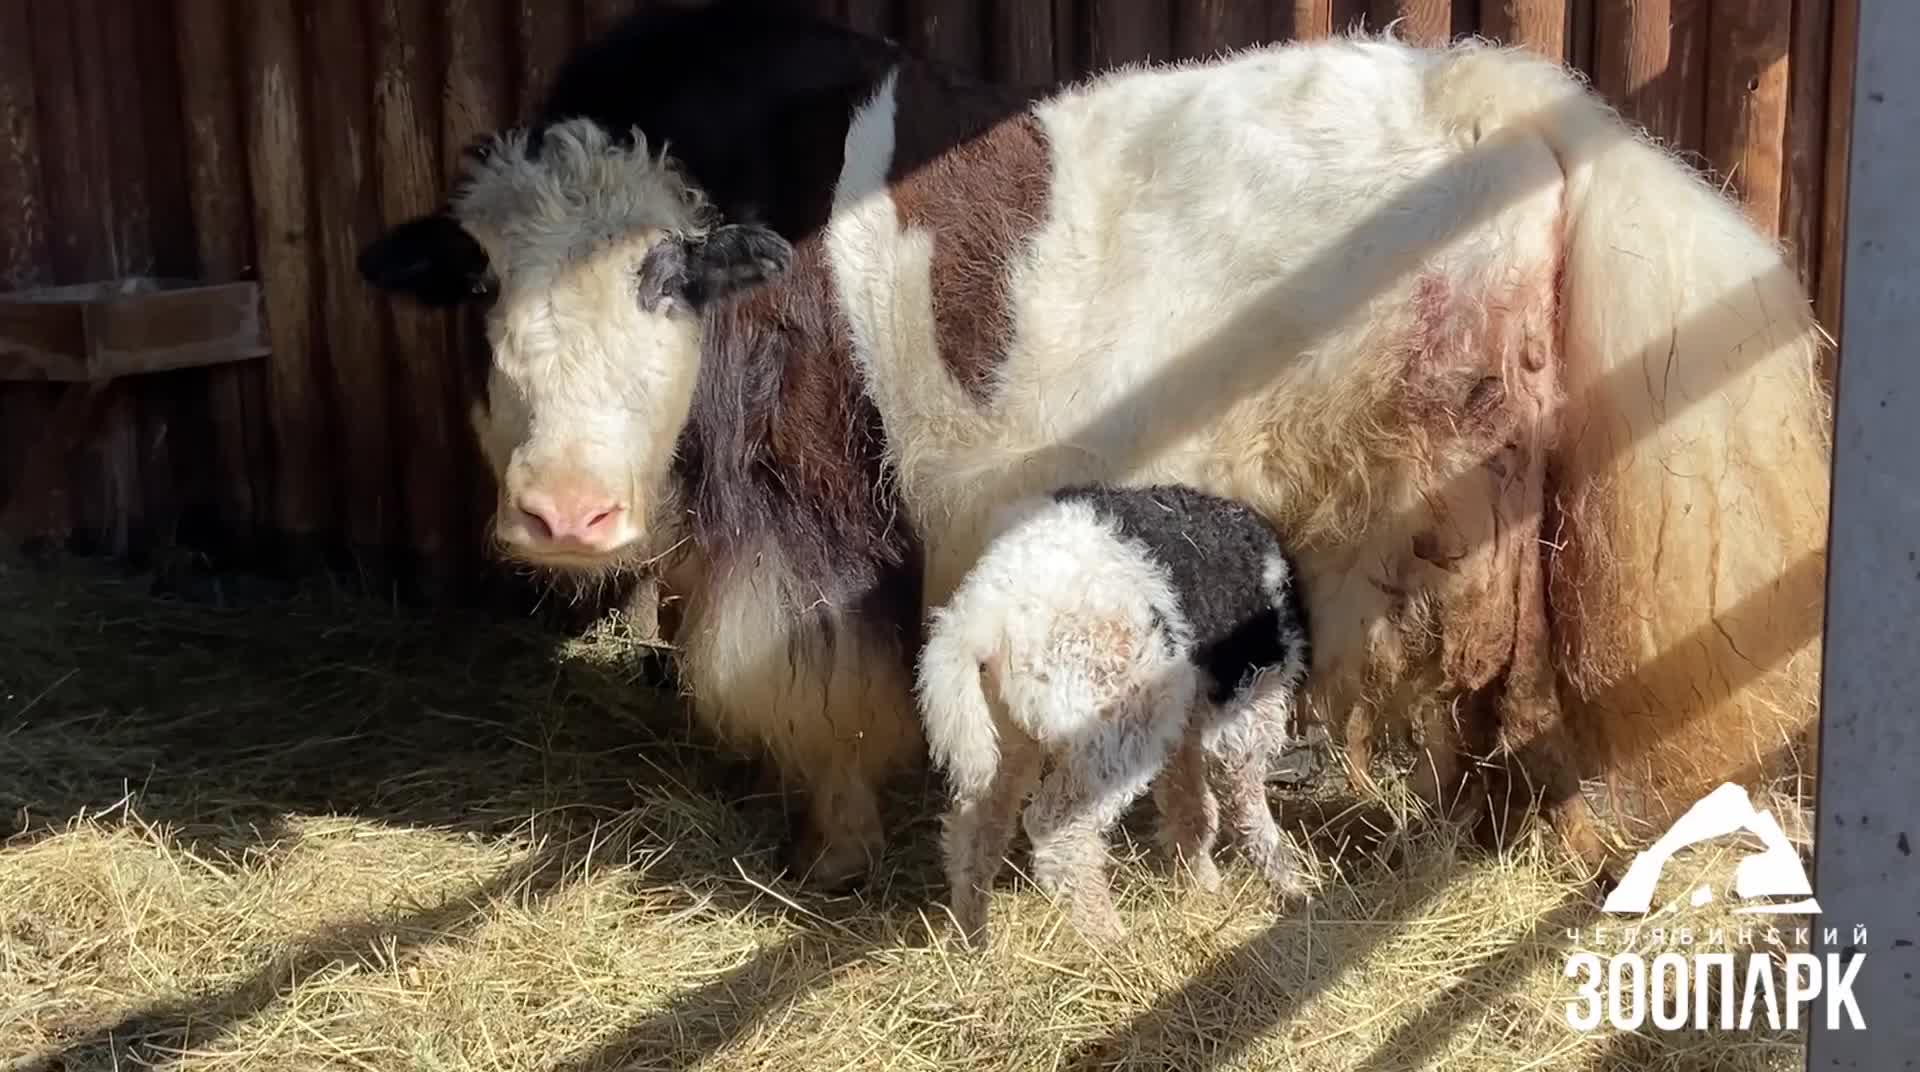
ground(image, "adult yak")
xmin=357 ymin=1 xmax=1831 ymax=889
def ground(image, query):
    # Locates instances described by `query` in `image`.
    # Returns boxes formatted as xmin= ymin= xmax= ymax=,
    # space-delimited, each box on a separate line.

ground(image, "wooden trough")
xmin=0 ymin=277 xmax=268 ymax=383
xmin=0 ymin=277 xmax=270 ymax=550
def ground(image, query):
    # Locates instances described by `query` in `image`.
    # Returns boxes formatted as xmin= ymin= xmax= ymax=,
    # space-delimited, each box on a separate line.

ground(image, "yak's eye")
xmin=471 ymin=270 xmax=502 ymax=305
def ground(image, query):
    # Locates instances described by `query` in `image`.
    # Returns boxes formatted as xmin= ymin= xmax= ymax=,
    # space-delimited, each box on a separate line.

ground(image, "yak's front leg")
xmin=783 ymin=620 xmax=926 ymax=890
xmin=680 ymin=558 xmax=925 ymax=891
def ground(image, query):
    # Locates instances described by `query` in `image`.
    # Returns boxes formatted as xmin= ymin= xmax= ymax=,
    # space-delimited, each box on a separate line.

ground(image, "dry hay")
xmin=0 ymin=554 xmax=1815 ymax=1071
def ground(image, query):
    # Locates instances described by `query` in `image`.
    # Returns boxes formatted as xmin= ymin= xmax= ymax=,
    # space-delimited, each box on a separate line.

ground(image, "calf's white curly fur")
xmin=916 ymin=484 xmax=1314 ymax=944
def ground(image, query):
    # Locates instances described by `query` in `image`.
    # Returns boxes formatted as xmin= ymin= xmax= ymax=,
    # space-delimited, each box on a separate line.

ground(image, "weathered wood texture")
xmin=0 ymin=0 xmax=1855 ymax=599
xmin=1818 ymin=0 xmax=1860 ymax=379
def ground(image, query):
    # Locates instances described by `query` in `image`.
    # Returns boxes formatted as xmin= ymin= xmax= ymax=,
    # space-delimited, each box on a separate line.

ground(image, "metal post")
xmin=1806 ymin=0 xmax=1920 ymax=1065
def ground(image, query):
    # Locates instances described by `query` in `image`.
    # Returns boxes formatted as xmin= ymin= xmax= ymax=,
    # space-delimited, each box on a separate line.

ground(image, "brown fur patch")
xmin=886 ymin=63 xmax=1053 ymax=402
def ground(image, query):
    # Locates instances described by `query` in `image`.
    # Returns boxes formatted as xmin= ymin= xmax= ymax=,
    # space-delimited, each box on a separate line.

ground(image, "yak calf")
xmin=917 ymin=484 xmax=1313 ymax=944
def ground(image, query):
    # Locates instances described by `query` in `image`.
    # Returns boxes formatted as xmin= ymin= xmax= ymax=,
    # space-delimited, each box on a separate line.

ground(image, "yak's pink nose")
xmin=508 ymin=488 xmax=627 ymax=552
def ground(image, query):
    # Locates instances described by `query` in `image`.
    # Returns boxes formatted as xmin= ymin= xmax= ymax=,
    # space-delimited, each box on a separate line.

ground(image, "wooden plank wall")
xmin=0 ymin=0 xmax=1858 ymax=601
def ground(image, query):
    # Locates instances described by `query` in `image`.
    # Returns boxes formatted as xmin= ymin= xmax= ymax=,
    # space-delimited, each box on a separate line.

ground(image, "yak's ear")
xmin=357 ymin=212 xmax=493 ymax=307
xmin=635 ymin=223 xmax=793 ymax=313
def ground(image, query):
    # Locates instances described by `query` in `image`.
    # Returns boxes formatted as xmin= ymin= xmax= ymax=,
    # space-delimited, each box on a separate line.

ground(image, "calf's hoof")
xmin=1179 ymin=852 xmax=1223 ymax=894
xmin=1069 ymin=900 xmax=1129 ymax=946
xmin=1246 ymin=841 xmax=1316 ymax=908
xmin=1268 ymin=866 xmax=1315 ymax=910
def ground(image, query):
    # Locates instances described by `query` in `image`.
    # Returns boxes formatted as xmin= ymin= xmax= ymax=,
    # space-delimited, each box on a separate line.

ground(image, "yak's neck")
xmin=671 ymin=237 xmax=908 ymax=608
xmin=660 ymin=48 xmax=1044 ymax=580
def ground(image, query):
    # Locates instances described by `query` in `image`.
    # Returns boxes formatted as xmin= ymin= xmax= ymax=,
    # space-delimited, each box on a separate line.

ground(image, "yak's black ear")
xmin=637 ymin=223 xmax=793 ymax=312
xmin=357 ymin=212 xmax=493 ymax=307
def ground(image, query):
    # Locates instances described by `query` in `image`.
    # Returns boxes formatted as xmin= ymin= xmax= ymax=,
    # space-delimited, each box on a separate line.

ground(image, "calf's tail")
xmin=916 ymin=603 xmax=1010 ymax=801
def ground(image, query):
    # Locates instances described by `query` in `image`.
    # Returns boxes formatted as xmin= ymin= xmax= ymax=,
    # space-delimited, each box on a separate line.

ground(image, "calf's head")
xmin=358 ymin=119 xmax=790 ymax=573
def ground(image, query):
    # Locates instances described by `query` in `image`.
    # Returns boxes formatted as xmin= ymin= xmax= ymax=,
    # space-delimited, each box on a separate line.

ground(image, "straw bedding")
xmin=0 ymin=554 xmax=1810 ymax=1070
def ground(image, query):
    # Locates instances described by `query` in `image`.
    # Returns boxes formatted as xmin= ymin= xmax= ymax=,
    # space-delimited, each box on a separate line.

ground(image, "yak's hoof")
xmin=949 ymin=895 xmax=991 ymax=950
xmin=787 ymin=828 xmax=879 ymax=892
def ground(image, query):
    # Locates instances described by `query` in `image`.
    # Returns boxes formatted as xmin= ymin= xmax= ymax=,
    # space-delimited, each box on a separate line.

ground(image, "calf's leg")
xmin=1024 ymin=681 xmax=1189 ymax=944
xmin=943 ymin=733 xmax=1043 ymax=945
xmin=1207 ymin=683 xmax=1312 ymax=902
xmin=1152 ymin=731 xmax=1222 ymax=892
